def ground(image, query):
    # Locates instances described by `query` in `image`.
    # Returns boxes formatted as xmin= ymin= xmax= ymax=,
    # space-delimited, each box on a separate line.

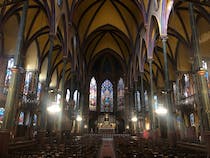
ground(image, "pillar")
xmin=0 ymin=1 xmax=29 ymax=157
xmin=124 ymin=74 xmax=130 ymax=131
xmin=175 ymin=72 xmax=185 ymax=140
xmin=133 ymin=80 xmax=139 ymax=133
xmin=82 ymin=86 xmax=89 ymax=133
xmin=140 ymin=72 xmax=146 ymax=131
xmin=148 ymin=59 xmax=155 ymax=131
xmin=97 ymin=81 xmax=101 ymax=114
xmin=113 ymin=80 xmax=117 ymax=114
xmin=38 ymin=33 xmax=55 ymax=144
xmin=69 ymin=72 xmax=76 ymax=133
xmin=189 ymin=2 xmax=210 ymax=129
xmin=161 ymin=35 xmax=176 ymax=146
xmin=188 ymin=2 xmax=210 ymax=155
xmin=57 ymin=56 xmax=67 ymax=142
xmin=124 ymin=88 xmax=130 ymax=131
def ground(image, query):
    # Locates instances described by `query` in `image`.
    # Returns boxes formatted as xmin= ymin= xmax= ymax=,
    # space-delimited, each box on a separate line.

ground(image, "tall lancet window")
xmin=4 ymin=58 xmax=14 ymax=94
xmin=136 ymin=91 xmax=141 ymax=112
xmin=73 ymin=90 xmax=79 ymax=110
xmin=89 ymin=77 xmax=97 ymax=111
xmin=23 ymin=71 xmax=33 ymax=95
xmin=101 ymin=80 xmax=113 ymax=112
xmin=117 ymin=78 xmax=124 ymax=111
xmin=66 ymin=89 xmax=70 ymax=102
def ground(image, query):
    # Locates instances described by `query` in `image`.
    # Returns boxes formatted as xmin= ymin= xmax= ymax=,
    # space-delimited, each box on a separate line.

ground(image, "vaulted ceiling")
xmin=0 ymin=0 xmax=209 ymax=90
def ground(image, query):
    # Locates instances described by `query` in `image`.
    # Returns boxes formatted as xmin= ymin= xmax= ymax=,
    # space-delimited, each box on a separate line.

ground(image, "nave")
xmin=0 ymin=0 xmax=210 ymax=157
xmin=8 ymin=134 xmax=207 ymax=158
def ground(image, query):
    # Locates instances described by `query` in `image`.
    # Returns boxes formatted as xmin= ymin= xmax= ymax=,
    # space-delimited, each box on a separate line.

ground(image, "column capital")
xmin=148 ymin=57 xmax=154 ymax=62
xmin=10 ymin=66 xmax=25 ymax=73
xmin=160 ymin=35 xmax=168 ymax=41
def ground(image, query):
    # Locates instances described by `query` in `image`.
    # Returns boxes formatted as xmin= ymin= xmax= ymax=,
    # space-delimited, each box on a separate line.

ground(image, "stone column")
xmin=124 ymin=88 xmax=130 ymax=131
xmin=113 ymin=80 xmax=117 ymax=114
xmin=38 ymin=33 xmax=55 ymax=145
xmin=0 ymin=1 xmax=29 ymax=157
xmin=140 ymin=72 xmax=146 ymax=131
xmin=189 ymin=2 xmax=210 ymax=129
xmin=0 ymin=32 xmax=3 ymax=55
xmin=133 ymin=80 xmax=139 ymax=133
xmin=148 ymin=59 xmax=155 ymax=131
xmin=97 ymin=81 xmax=101 ymax=114
xmin=82 ymin=88 xmax=89 ymax=133
xmin=188 ymin=2 xmax=210 ymax=155
xmin=161 ymin=35 xmax=176 ymax=146
xmin=57 ymin=57 xmax=67 ymax=142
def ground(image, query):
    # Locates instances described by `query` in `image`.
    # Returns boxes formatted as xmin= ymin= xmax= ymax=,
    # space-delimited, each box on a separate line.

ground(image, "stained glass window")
xmin=66 ymin=89 xmax=70 ymax=102
xmin=117 ymin=78 xmax=124 ymax=111
xmin=184 ymin=74 xmax=190 ymax=97
xmin=4 ymin=58 xmax=14 ymax=94
xmin=37 ymin=82 xmax=42 ymax=100
xmin=57 ymin=93 xmax=61 ymax=104
xmin=145 ymin=91 xmax=149 ymax=111
xmin=190 ymin=113 xmax=195 ymax=126
xmin=25 ymin=113 xmax=30 ymax=126
xmin=33 ymin=114 xmax=37 ymax=126
xmin=101 ymin=80 xmax=113 ymax=112
xmin=172 ymin=82 xmax=177 ymax=103
xmin=0 ymin=108 xmax=5 ymax=123
xmin=73 ymin=90 xmax=79 ymax=109
xmin=18 ymin=112 xmax=24 ymax=125
xmin=89 ymin=77 xmax=97 ymax=111
xmin=154 ymin=95 xmax=158 ymax=110
xmin=136 ymin=91 xmax=141 ymax=112
xmin=202 ymin=60 xmax=209 ymax=81
xmin=23 ymin=71 xmax=33 ymax=94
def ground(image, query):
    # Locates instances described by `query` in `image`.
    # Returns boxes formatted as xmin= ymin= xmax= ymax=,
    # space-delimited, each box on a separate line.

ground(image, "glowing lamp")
xmin=131 ymin=116 xmax=137 ymax=122
xmin=76 ymin=115 xmax=82 ymax=122
xmin=47 ymin=102 xmax=61 ymax=114
xmin=155 ymin=107 xmax=168 ymax=115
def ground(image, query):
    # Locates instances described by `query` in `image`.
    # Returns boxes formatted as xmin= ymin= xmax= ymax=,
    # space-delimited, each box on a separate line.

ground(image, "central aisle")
xmin=99 ymin=138 xmax=116 ymax=158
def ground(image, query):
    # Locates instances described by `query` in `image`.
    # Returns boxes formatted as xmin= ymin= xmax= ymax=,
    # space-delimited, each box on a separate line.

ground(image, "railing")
xmin=84 ymin=133 xmax=130 ymax=138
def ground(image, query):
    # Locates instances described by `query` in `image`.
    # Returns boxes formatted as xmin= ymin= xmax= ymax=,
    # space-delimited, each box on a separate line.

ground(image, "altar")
xmin=97 ymin=114 xmax=116 ymax=134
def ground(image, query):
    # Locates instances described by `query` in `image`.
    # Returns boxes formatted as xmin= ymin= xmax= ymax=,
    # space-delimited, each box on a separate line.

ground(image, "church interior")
xmin=0 ymin=0 xmax=210 ymax=157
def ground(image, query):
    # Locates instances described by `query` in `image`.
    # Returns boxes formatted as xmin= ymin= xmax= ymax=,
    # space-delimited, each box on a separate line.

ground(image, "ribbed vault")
xmin=0 ymin=0 xmax=209 ymax=92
